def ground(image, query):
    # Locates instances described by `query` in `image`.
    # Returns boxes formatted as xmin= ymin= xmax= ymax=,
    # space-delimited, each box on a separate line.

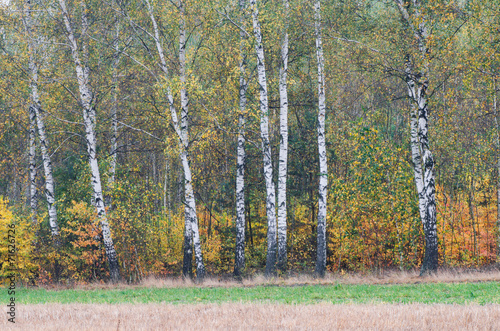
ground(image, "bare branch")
xmin=215 ymin=8 xmax=250 ymax=38
xmin=118 ymin=120 xmax=164 ymax=141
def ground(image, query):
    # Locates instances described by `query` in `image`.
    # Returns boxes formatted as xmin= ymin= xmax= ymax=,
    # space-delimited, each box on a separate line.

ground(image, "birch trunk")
xmin=406 ymin=58 xmax=426 ymax=227
xmin=276 ymin=0 xmax=289 ymax=273
xmin=416 ymin=80 xmax=438 ymax=274
xmin=179 ymin=0 xmax=194 ymax=279
xmin=179 ymin=0 xmax=205 ymax=280
xmin=250 ymin=0 xmax=277 ymax=277
xmin=182 ymin=208 xmax=193 ymax=279
xmin=23 ymin=6 xmax=37 ymax=222
xmin=146 ymin=0 xmax=205 ymax=280
xmin=234 ymin=0 xmax=248 ymax=278
xmin=32 ymin=103 xmax=59 ymax=237
xmin=58 ymin=0 xmax=120 ymax=281
xmin=396 ymin=0 xmax=438 ymax=274
xmin=314 ymin=0 xmax=328 ymax=277
xmin=109 ymin=24 xmax=120 ymax=188
xmin=23 ymin=0 xmax=59 ymax=236
xmin=28 ymin=105 xmax=37 ymax=224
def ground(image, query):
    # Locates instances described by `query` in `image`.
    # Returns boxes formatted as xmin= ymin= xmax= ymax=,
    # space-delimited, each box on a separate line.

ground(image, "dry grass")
xmin=2 ymin=303 xmax=499 ymax=330
xmin=40 ymin=268 xmax=500 ymax=291
xmin=137 ymin=268 xmax=500 ymax=289
xmin=7 ymin=270 xmax=500 ymax=330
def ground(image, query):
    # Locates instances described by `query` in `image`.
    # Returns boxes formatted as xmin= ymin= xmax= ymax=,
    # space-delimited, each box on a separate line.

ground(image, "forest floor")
xmin=2 ymin=269 xmax=500 ymax=330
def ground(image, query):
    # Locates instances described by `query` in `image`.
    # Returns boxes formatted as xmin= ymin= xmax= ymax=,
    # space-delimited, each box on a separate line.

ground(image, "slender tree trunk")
xmin=250 ymin=0 xmax=277 ymax=277
xmin=106 ymin=23 xmax=120 ymax=209
xmin=395 ymin=0 xmax=438 ymax=275
xmin=23 ymin=0 xmax=59 ymax=236
xmin=146 ymin=0 xmax=205 ymax=280
xmin=179 ymin=0 xmax=206 ymax=280
xmin=234 ymin=114 xmax=246 ymax=277
xmin=314 ymin=0 xmax=328 ymax=277
xmin=58 ymin=0 xmax=120 ymax=281
xmin=277 ymin=0 xmax=289 ymax=273
xmin=234 ymin=0 xmax=248 ymax=279
xmin=468 ymin=179 xmax=478 ymax=262
xmin=28 ymin=105 xmax=37 ymax=224
xmin=26 ymin=4 xmax=38 ymax=223
xmin=182 ymin=212 xmax=193 ymax=279
xmin=109 ymin=24 xmax=120 ymax=188
xmin=406 ymin=61 xmax=438 ymax=275
xmin=179 ymin=0 xmax=195 ymax=279
xmin=407 ymin=60 xmax=426 ymax=223
xmin=418 ymin=85 xmax=438 ymax=275
xmin=32 ymin=104 xmax=59 ymax=237
xmin=181 ymin=150 xmax=204 ymax=279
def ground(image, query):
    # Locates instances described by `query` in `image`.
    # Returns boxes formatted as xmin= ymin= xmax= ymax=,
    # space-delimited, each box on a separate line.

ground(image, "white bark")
xmin=179 ymin=0 xmax=205 ymax=280
xmin=29 ymin=105 xmax=37 ymax=224
xmin=109 ymin=24 xmax=120 ymax=187
xmin=234 ymin=0 xmax=248 ymax=278
xmin=314 ymin=0 xmax=328 ymax=277
xmin=179 ymin=0 xmax=193 ymax=279
xmin=146 ymin=0 xmax=205 ymax=279
xmin=33 ymin=102 xmax=59 ymax=237
xmin=25 ymin=5 xmax=38 ymax=222
xmin=179 ymin=4 xmax=189 ymax=151
xmin=24 ymin=4 xmax=37 ymax=222
xmin=395 ymin=0 xmax=438 ymax=274
xmin=277 ymin=0 xmax=289 ymax=273
xmin=417 ymin=87 xmax=438 ymax=274
xmin=250 ymin=0 xmax=277 ymax=277
xmin=406 ymin=59 xmax=426 ymax=222
xmin=58 ymin=0 xmax=120 ymax=281
xmin=23 ymin=0 xmax=59 ymax=236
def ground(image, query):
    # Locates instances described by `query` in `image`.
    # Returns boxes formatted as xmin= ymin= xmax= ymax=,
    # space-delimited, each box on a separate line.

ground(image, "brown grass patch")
xmin=133 ymin=268 xmax=500 ymax=289
xmin=2 ymin=303 xmax=499 ymax=330
xmin=37 ymin=268 xmax=500 ymax=291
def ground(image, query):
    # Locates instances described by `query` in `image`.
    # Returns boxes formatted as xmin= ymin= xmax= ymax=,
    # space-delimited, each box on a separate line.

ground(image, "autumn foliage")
xmin=1 ymin=0 xmax=500 ymax=283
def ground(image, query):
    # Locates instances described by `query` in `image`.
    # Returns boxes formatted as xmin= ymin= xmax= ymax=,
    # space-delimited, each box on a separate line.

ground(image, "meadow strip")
xmin=4 ymin=281 xmax=500 ymax=305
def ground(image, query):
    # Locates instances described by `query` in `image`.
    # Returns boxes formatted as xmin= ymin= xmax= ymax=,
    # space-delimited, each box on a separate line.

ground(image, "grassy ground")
xmin=4 ymin=275 xmax=500 ymax=305
xmin=2 ymin=270 xmax=500 ymax=330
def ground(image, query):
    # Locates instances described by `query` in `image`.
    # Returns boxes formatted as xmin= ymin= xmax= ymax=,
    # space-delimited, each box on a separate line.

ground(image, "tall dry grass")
xmin=141 ymin=268 xmax=500 ymax=288
xmin=37 ymin=268 xmax=500 ymax=291
xmin=2 ymin=303 xmax=499 ymax=330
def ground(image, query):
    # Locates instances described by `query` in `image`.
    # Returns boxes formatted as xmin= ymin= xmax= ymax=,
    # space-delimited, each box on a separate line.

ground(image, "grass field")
xmin=2 ymin=270 xmax=500 ymax=330
xmin=3 ymin=281 xmax=500 ymax=305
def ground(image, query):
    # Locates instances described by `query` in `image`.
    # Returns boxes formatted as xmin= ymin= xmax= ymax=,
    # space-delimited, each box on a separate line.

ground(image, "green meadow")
xmin=5 ymin=282 xmax=499 ymax=305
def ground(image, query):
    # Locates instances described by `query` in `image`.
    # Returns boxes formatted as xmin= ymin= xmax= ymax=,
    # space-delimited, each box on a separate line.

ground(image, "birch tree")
xmin=314 ymin=0 xmax=328 ymax=277
xmin=250 ymin=0 xmax=277 ymax=277
xmin=394 ymin=0 xmax=438 ymax=274
xmin=108 ymin=23 xmax=121 ymax=190
xmin=57 ymin=0 xmax=120 ymax=281
xmin=178 ymin=0 xmax=195 ymax=279
xmin=276 ymin=0 xmax=289 ymax=273
xmin=143 ymin=0 xmax=206 ymax=280
xmin=22 ymin=0 xmax=59 ymax=236
xmin=234 ymin=0 xmax=248 ymax=278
